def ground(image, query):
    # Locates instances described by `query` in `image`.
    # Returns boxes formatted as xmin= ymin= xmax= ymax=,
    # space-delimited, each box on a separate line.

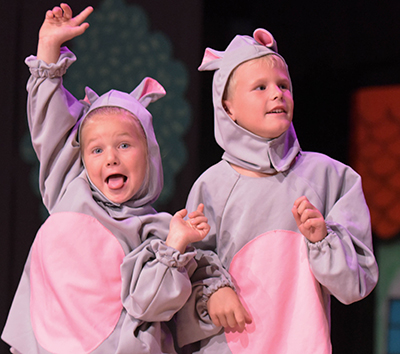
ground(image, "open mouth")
xmin=106 ymin=174 xmax=127 ymax=190
xmin=267 ymin=109 xmax=286 ymax=114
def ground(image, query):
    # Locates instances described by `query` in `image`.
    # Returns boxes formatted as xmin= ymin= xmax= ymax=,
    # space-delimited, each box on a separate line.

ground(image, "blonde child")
xmin=176 ymin=28 xmax=379 ymax=354
xmin=1 ymin=4 xmax=229 ymax=353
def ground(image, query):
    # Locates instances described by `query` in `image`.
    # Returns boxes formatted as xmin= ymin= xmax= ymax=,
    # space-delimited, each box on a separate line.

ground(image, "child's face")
xmin=81 ymin=112 xmax=148 ymax=204
xmin=223 ymin=56 xmax=293 ymax=139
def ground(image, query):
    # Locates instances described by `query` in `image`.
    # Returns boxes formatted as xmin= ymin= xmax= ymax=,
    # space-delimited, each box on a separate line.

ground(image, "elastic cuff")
xmin=203 ymin=278 xmax=235 ymax=301
xmin=151 ymin=239 xmax=196 ymax=267
xmin=306 ymin=229 xmax=335 ymax=250
xmin=25 ymin=47 xmax=76 ymax=79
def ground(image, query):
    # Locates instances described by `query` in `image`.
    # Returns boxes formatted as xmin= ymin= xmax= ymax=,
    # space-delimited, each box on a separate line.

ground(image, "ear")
xmin=198 ymin=48 xmax=224 ymax=71
xmin=253 ymin=28 xmax=278 ymax=52
xmin=84 ymin=87 xmax=99 ymax=104
xmin=222 ymin=99 xmax=233 ymax=117
xmin=131 ymin=77 xmax=166 ymax=108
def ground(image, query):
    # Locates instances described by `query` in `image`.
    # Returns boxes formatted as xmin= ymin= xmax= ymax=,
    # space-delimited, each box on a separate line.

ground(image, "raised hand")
xmin=166 ymin=204 xmax=210 ymax=254
xmin=292 ymin=196 xmax=327 ymax=243
xmin=37 ymin=3 xmax=93 ymax=64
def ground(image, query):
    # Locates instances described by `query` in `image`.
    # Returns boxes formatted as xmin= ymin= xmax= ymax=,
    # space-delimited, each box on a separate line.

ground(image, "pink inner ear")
xmin=139 ymin=77 xmax=166 ymax=100
xmin=82 ymin=95 xmax=91 ymax=104
xmin=200 ymin=48 xmax=222 ymax=67
xmin=253 ymin=29 xmax=274 ymax=47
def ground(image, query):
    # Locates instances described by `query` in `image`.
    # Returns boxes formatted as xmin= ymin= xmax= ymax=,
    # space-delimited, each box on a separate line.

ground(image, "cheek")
xmin=83 ymin=157 xmax=101 ymax=180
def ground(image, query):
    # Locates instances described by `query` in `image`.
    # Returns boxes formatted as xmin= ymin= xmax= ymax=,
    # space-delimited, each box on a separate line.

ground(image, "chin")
xmin=104 ymin=193 xmax=129 ymax=205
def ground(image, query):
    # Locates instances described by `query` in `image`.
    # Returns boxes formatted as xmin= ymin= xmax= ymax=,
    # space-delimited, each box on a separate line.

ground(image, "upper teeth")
xmin=269 ymin=109 xmax=284 ymax=113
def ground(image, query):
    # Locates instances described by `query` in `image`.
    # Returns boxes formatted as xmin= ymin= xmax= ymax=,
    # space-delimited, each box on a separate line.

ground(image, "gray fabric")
xmin=176 ymin=29 xmax=378 ymax=353
xmin=198 ymin=30 xmax=300 ymax=174
xmin=2 ymin=48 xmax=194 ymax=354
xmin=179 ymin=158 xmax=378 ymax=353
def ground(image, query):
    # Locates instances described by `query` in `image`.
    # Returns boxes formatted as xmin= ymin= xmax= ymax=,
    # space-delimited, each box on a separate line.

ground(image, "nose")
xmin=106 ymin=149 xmax=120 ymax=166
xmin=271 ymin=85 xmax=283 ymax=100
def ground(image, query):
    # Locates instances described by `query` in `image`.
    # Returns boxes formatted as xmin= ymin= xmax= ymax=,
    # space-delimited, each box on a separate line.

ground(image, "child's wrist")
xmin=165 ymin=235 xmax=188 ymax=254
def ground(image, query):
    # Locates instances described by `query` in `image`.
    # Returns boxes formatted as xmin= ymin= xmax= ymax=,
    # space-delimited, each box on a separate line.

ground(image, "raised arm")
xmin=26 ymin=4 xmax=92 ymax=211
xmin=37 ymin=3 xmax=93 ymax=64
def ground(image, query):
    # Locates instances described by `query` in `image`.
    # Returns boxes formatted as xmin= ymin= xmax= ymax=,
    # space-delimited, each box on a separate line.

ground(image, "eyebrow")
xmin=82 ymin=132 xmax=135 ymax=147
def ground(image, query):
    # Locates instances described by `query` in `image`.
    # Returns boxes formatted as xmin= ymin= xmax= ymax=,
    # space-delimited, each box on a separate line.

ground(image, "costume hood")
xmin=79 ymin=77 xmax=166 ymax=209
xmin=199 ymin=28 xmax=301 ymax=174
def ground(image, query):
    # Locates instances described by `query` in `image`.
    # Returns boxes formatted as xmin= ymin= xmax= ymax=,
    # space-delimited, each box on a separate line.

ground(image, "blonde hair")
xmin=81 ymin=106 xmax=146 ymax=141
xmin=223 ymin=54 xmax=288 ymax=101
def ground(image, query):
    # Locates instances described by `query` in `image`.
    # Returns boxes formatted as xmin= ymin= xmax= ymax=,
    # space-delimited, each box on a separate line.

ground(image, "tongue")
xmin=107 ymin=175 xmax=125 ymax=190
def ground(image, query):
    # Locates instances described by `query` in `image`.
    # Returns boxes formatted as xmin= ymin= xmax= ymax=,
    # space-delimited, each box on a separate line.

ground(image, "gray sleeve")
xmin=175 ymin=249 xmax=234 ymax=347
xmin=121 ymin=238 xmax=197 ymax=322
xmin=306 ymin=164 xmax=379 ymax=304
xmin=25 ymin=47 xmax=87 ymax=212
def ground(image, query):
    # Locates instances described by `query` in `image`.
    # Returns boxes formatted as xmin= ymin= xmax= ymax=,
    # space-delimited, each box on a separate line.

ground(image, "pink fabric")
xmin=253 ymin=28 xmax=274 ymax=47
xmin=225 ymin=230 xmax=331 ymax=354
xmin=200 ymin=48 xmax=222 ymax=67
xmin=139 ymin=77 xmax=166 ymax=99
xmin=30 ymin=212 xmax=125 ymax=354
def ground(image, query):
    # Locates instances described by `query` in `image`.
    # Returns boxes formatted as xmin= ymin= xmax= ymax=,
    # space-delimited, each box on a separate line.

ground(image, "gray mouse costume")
xmin=2 ymin=48 xmax=230 ymax=354
xmin=176 ymin=29 xmax=378 ymax=354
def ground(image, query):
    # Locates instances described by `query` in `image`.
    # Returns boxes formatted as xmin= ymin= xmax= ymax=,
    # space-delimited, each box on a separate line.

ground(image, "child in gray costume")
xmin=2 ymin=4 xmax=231 ymax=353
xmin=176 ymin=29 xmax=379 ymax=353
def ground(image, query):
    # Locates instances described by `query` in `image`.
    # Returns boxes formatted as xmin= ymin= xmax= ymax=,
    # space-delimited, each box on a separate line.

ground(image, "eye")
xmin=255 ymin=85 xmax=266 ymax=91
xmin=120 ymin=143 xmax=130 ymax=149
xmin=92 ymin=147 xmax=103 ymax=154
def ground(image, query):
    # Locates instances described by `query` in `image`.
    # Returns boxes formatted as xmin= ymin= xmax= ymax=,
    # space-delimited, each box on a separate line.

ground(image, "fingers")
xmin=73 ymin=5 xmax=94 ymax=24
xmin=45 ymin=9 xmax=55 ymax=20
xmin=196 ymin=203 xmax=204 ymax=213
xmin=174 ymin=208 xmax=188 ymax=219
xmin=60 ymin=3 xmax=72 ymax=19
xmin=50 ymin=6 xmax=63 ymax=18
xmin=293 ymin=195 xmax=310 ymax=211
xmin=47 ymin=4 xmax=93 ymax=24
xmin=292 ymin=196 xmax=318 ymax=221
xmin=188 ymin=203 xmax=205 ymax=218
xmin=292 ymin=196 xmax=327 ymax=242
xmin=190 ymin=215 xmax=209 ymax=234
xmin=210 ymin=311 xmax=236 ymax=328
xmin=207 ymin=287 xmax=252 ymax=331
xmin=211 ymin=307 xmax=252 ymax=331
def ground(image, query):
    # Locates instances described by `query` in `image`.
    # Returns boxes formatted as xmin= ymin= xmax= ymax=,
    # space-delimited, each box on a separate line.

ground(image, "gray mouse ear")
xmin=83 ymin=86 xmax=100 ymax=105
xmin=198 ymin=48 xmax=224 ymax=71
xmin=130 ymin=77 xmax=166 ymax=108
xmin=253 ymin=28 xmax=278 ymax=52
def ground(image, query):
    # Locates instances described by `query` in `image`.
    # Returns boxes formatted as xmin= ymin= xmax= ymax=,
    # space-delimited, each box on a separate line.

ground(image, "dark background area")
xmin=1 ymin=0 xmax=399 ymax=353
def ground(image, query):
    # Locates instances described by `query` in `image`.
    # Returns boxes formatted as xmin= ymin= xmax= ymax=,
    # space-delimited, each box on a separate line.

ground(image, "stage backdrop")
xmin=2 ymin=0 xmax=400 ymax=353
xmin=350 ymin=85 xmax=400 ymax=354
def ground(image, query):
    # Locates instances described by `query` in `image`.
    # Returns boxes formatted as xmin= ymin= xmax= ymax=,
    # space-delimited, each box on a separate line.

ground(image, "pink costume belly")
xmin=225 ymin=230 xmax=331 ymax=354
xmin=30 ymin=212 xmax=125 ymax=354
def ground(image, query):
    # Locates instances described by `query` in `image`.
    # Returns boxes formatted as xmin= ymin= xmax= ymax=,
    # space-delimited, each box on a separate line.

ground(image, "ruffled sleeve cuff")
xmin=305 ymin=226 xmax=336 ymax=251
xmin=150 ymin=239 xmax=197 ymax=268
xmin=202 ymin=278 xmax=235 ymax=299
xmin=25 ymin=47 xmax=76 ymax=79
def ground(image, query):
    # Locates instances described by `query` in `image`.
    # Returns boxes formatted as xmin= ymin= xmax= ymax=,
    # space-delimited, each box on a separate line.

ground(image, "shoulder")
xmin=187 ymin=161 xmax=239 ymax=209
xmin=193 ymin=160 xmax=238 ymax=185
xmin=296 ymin=151 xmax=357 ymax=173
xmin=292 ymin=151 xmax=361 ymax=188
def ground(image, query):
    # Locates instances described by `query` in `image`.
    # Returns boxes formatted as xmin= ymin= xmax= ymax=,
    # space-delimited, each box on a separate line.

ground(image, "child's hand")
xmin=207 ymin=287 xmax=252 ymax=332
xmin=292 ymin=196 xmax=327 ymax=243
xmin=166 ymin=204 xmax=210 ymax=254
xmin=37 ymin=3 xmax=93 ymax=63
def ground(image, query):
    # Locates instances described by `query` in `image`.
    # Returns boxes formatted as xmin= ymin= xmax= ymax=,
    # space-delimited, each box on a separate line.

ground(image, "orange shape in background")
xmin=350 ymin=85 xmax=400 ymax=239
